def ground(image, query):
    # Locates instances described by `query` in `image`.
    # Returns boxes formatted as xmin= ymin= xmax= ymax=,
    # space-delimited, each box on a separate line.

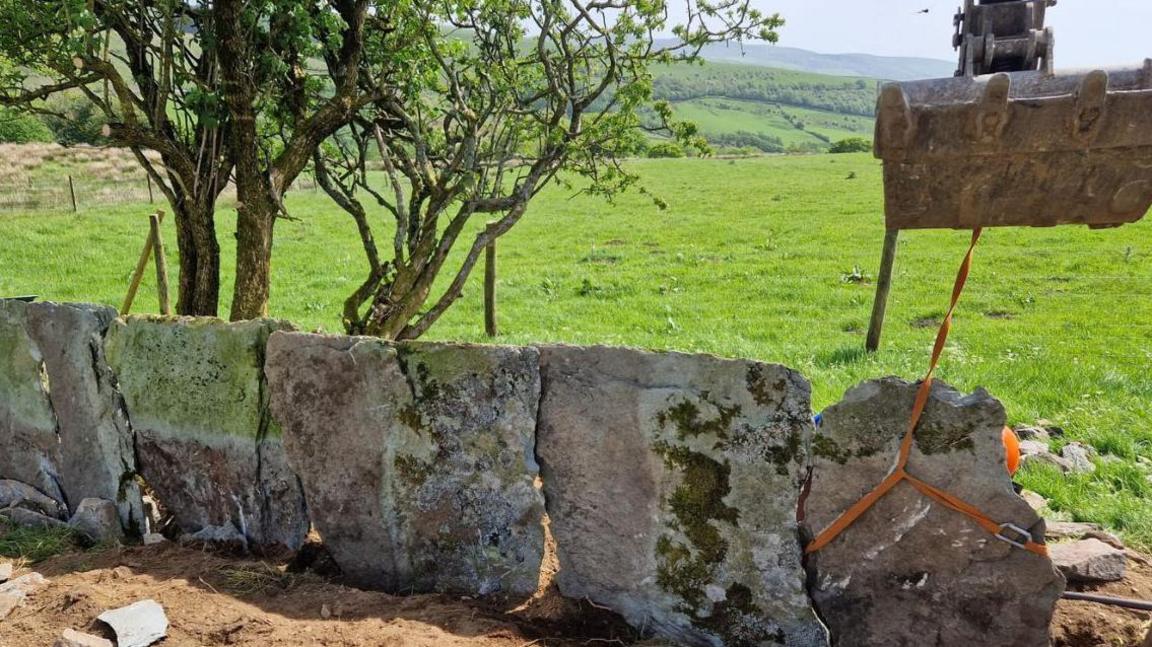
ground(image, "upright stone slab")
xmin=266 ymin=333 xmax=544 ymax=597
xmin=536 ymin=346 xmax=827 ymax=647
xmin=104 ymin=316 xmax=307 ymax=551
xmin=804 ymin=378 xmax=1064 ymax=647
xmin=0 ymin=300 xmax=63 ymax=504
xmin=24 ymin=302 xmax=142 ymax=529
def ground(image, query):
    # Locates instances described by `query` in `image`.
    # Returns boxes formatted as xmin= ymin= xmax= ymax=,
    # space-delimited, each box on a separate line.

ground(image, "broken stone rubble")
xmin=536 ymin=345 xmax=827 ymax=647
xmin=97 ymin=599 xmax=168 ymax=647
xmin=1049 ymin=538 xmax=1126 ymax=583
xmin=54 ymin=629 xmax=113 ymax=647
xmin=804 ymin=378 xmax=1064 ymax=647
xmin=267 ymin=333 xmax=545 ymax=598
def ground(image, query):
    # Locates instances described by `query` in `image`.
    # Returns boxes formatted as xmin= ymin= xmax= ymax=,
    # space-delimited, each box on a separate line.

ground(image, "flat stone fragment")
xmin=0 ymin=592 xmax=19 ymax=620
xmin=1061 ymin=443 xmax=1097 ymax=474
xmin=267 ymin=333 xmax=545 ymax=597
xmin=0 ymin=573 xmax=48 ymax=600
xmin=24 ymin=302 xmax=142 ymax=529
xmin=1 ymin=508 xmax=70 ymax=531
xmin=1050 ymin=538 xmax=1126 ymax=583
xmin=54 ymin=628 xmax=113 ymax=647
xmin=0 ymin=479 xmax=66 ymax=519
xmin=69 ymin=498 xmax=123 ymax=544
xmin=804 ymin=378 xmax=1064 ymax=647
xmin=97 ymin=599 xmax=167 ymax=647
xmin=105 ymin=317 xmax=307 ymax=551
xmin=0 ymin=300 xmax=64 ymax=503
xmin=0 ymin=562 xmax=11 ymax=583
xmin=536 ymin=345 xmax=826 ymax=647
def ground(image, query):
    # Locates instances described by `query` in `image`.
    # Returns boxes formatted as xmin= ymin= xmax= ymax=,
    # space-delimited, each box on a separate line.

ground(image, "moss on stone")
xmin=394 ymin=454 xmax=434 ymax=485
xmin=656 ymin=399 xmax=741 ymax=441
xmin=762 ymin=429 xmax=802 ymax=476
xmin=652 ymin=441 xmax=739 ymax=612
xmin=812 ymin=434 xmax=850 ymax=465
xmin=915 ymin=419 xmax=976 ymax=455
xmin=698 ymin=583 xmax=787 ymax=646
xmin=746 ymin=364 xmax=789 ymax=407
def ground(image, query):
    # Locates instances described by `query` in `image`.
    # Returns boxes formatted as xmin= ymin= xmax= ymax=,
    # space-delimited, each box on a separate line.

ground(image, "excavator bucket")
xmin=874 ymin=63 xmax=1152 ymax=230
xmin=874 ymin=0 xmax=1152 ymax=230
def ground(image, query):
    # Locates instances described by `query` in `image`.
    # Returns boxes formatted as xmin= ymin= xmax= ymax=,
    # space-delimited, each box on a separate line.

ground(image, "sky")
xmin=689 ymin=0 xmax=1152 ymax=68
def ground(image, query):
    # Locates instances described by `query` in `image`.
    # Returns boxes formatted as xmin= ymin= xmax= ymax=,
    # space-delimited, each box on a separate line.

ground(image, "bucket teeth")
xmin=976 ymin=73 xmax=1012 ymax=143
xmin=876 ymin=83 xmax=914 ymax=155
xmin=1072 ymin=70 xmax=1108 ymax=143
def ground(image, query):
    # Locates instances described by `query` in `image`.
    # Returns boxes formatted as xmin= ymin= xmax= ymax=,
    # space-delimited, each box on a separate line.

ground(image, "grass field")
xmin=2 ymin=152 xmax=1150 ymax=547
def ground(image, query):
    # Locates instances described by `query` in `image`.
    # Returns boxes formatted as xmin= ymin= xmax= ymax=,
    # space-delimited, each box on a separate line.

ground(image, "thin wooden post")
xmin=146 ymin=175 xmax=154 ymax=203
xmin=866 ymin=228 xmax=901 ymax=352
xmin=149 ymin=213 xmax=171 ymax=315
xmin=67 ymin=175 xmax=77 ymax=212
xmin=484 ymin=222 xmax=498 ymax=337
xmin=121 ymin=210 xmax=165 ymax=315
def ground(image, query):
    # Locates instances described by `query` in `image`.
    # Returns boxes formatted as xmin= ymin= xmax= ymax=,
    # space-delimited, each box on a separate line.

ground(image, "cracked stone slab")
xmin=24 ymin=302 xmax=142 ymax=530
xmin=804 ymin=378 xmax=1064 ymax=647
xmin=97 ymin=599 xmax=168 ymax=647
xmin=536 ymin=345 xmax=827 ymax=647
xmin=0 ymin=300 xmax=64 ymax=503
xmin=266 ymin=333 xmax=544 ymax=598
xmin=105 ymin=316 xmax=307 ymax=551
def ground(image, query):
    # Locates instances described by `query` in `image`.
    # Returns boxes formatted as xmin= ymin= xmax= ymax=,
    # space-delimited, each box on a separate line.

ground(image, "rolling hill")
xmin=651 ymin=61 xmax=879 ymax=153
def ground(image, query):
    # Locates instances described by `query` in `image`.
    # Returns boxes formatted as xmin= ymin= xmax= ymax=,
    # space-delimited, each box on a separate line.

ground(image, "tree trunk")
xmin=229 ymin=190 xmax=276 ymax=321
xmin=172 ymin=198 xmax=220 ymax=317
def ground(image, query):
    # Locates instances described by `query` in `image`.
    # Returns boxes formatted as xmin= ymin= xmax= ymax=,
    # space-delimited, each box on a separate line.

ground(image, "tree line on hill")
xmin=651 ymin=66 xmax=877 ymax=117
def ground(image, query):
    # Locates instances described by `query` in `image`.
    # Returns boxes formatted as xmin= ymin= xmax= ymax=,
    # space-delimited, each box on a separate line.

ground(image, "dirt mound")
xmin=3 ymin=541 xmax=1150 ymax=646
xmin=0 ymin=542 xmax=636 ymax=647
xmin=1052 ymin=554 xmax=1152 ymax=647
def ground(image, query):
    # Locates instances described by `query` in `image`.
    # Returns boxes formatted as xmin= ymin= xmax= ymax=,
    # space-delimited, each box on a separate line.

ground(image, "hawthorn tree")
xmin=0 ymin=1 xmax=408 ymax=319
xmin=317 ymin=0 xmax=782 ymax=338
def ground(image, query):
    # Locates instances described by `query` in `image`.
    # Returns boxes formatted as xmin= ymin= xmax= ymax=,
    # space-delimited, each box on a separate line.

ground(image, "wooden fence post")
xmin=67 ymin=175 xmax=77 ymax=212
xmin=484 ymin=222 xmax=498 ymax=337
xmin=146 ymin=175 xmax=154 ymax=203
xmin=866 ymin=228 xmax=901 ymax=352
xmin=149 ymin=213 xmax=171 ymax=315
xmin=122 ymin=210 xmax=165 ymax=315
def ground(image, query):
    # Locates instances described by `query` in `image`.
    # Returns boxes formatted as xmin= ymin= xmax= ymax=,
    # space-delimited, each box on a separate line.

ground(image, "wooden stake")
xmin=866 ymin=228 xmax=901 ymax=352
xmin=67 ymin=175 xmax=77 ymax=212
xmin=484 ymin=222 xmax=498 ymax=337
xmin=146 ymin=174 xmax=154 ymax=203
xmin=150 ymin=213 xmax=171 ymax=315
xmin=121 ymin=210 xmax=165 ymax=315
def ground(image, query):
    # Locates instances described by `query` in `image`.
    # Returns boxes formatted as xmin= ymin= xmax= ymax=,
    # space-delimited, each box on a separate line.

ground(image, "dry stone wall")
xmin=0 ymin=303 xmax=1065 ymax=646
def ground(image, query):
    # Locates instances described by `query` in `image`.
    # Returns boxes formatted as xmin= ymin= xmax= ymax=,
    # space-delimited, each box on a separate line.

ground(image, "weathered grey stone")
xmin=105 ymin=316 xmax=307 ymax=551
xmin=0 ymin=479 xmax=67 ymax=518
xmin=804 ymin=378 xmax=1063 ymax=647
xmin=0 ymin=300 xmax=63 ymax=503
xmin=25 ymin=302 xmax=142 ymax=530
xmin=1 ymin=507 xmax=70 ymax=531
xmin=536 ymin=345 xmax=825 ymax=647
xmin=1017 ymin=439 xmax=1050 ymax=457
xmin=0 ymin=562 xmax=11 ymax=583
xmin=54 ymin=628 xmax=114 ymax=647
xmin=1020 ymin=451 xmax=1072 ymax=472
xmin=1061 ymin=442 xmax=1097 ymax=474
xmin=1050 ymin=538 xmax=1126 ymax=583
xmin=267 ymin=333 xmax=544 ymax=598
xmin=1046 ymin=521 xmax=1124 ymax=549
xmin=1014 ymin=425 xmax=1051 ymax=443
xmin=0 ymin=572 xmax=48 ymax=600
xmin=182 ymin=521 xmax=246 ymax=548
xmin=97 ymin=599 xmax=167 ymax=647
xmin=69 ymin=498 xmax=123 ymax=544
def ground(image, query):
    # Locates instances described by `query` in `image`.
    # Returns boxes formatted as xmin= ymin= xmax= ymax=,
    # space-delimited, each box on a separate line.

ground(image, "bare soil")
xmin=3 ymin=542 xmax=1149 ymax=646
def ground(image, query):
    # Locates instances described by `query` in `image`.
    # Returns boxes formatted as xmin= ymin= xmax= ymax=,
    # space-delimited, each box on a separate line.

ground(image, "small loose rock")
xmin=1050 ymin=538 xmax=1126 ymax=583
xmin=53 ymin=628 xmax=113 ymax=647
xmin=1061 ymin=443 xmax=1097 ymax=474
xmin=97 ymin=599 xmax=168 ymax=647
xmin=0 ymin=562 xmax=11 ymax=583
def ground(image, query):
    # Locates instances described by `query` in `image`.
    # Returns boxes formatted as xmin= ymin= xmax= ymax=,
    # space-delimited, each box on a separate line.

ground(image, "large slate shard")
xmin=266 ymin=333 xmax=544 ymax=597
xmin=536 ymin=345 xmax=827 ymax=647
xmin=804 ymin=378 xmax=1064 ymax=647
xmin=24 ymin=302 xmax=142 ymax=529
xmin=0 ymin=300 xmax=63 ymax=504
xmin=105 ymin=316 xmax=307 ymax=551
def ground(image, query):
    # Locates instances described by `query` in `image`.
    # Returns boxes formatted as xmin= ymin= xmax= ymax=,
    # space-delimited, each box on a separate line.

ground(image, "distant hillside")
xmin=656 ymin=40 xmax=954 ymax=81
xmin=650 ymin=61 xmax=878 ymax=153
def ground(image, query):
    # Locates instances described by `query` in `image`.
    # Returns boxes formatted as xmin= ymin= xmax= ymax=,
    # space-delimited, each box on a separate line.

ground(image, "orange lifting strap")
xmin=806 ymin=228 xmax=1048 ymax=558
